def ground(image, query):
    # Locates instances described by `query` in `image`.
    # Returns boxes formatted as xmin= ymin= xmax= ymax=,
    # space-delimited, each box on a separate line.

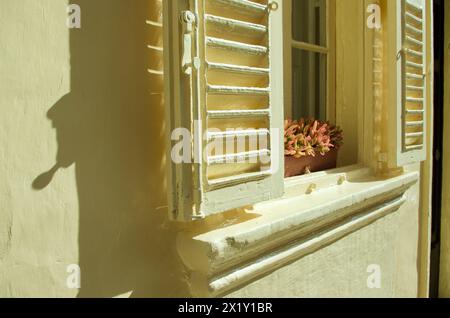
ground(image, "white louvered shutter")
xmin=163 ymin=0 xmax=284 ymax=221
xmin=389 ymin=0 xmax=427 ymax=167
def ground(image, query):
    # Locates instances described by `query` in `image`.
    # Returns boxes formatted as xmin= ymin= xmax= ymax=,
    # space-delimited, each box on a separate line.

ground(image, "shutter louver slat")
xmin=405 ymin=145 xmax=424 ymax=151
xmin=405 ymin=11 xmax=423 ymax=24
xmin=208 ymin=171 xmax=272 ymax=188
xmin=406 ymin=85 xmax=423 ymax=91
xmin=211 ymin=0 xmax=267 ymax=14
xmin=406 ymin=132 xmax=424 ymax=138
xmin=405 ymin=120 xmax=424 ymax=127
xmin=207 ymin=109 xmax=270 ymax=119
xmin=207 ymin=150 xmax=271 ymax=165
xmin=406 ymin=73 xmax=424 ymax=79
xmin=207 ymin=85 xmax=270 ymax=95
xmin=206 ymin=62 xmax=269 ymax=75
xmin=406 ymin=61 xmax=423 ymax=69
xmin=405 ymin=48 xmax=423 ymax=58
xmin=205 ymin=14 xmax=267 ymax=36
xmin=206 ymin=37 xmax=268 ymax=55
xmin=406 ymin=109 xmax=424 ymax=115
xmin=406 ymin=97 xmax=424 ymax=103
xmin=405 ymin=35 xmax=423 ymax=46
xmin=207 ymin=129 xmax=270 ymax=141
xmin=405 ymin=24 xmax=422 ymax=36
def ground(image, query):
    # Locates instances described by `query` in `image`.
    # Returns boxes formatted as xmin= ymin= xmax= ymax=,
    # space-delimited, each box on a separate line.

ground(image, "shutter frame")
xmin=163 ymin=0 xmax=285 ymax=222
xmin=388 ymin=0 xmax=427 ymax=168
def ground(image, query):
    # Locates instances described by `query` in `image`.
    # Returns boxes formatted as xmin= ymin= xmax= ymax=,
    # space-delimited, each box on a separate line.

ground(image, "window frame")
xmin=283 ymin=0 xmax=367 ymax=180
xmin=283 ymin=0 xmax=337 ymax=124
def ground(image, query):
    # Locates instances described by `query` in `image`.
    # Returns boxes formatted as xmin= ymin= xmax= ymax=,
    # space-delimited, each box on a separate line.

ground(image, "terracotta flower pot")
xmin=284 ymin=149 xmax=339 ymax=178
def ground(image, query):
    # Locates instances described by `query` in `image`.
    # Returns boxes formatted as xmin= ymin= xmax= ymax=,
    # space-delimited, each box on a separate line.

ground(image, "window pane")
xmin=292 ymin=0 xmax=327 ymax=47
xmin=292 ymin=48 xmax=327 ymax=120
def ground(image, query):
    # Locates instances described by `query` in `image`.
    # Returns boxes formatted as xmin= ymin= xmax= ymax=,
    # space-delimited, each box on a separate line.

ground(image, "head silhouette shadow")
xmin=32 ymin=0 xmax=188 ymax=297
xmin=32 ymin=94 xmax=81 ymax=190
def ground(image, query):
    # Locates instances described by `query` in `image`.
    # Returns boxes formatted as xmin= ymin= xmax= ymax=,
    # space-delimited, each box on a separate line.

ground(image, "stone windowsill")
xmin=177 ymin=166 xmax=419 ymax=297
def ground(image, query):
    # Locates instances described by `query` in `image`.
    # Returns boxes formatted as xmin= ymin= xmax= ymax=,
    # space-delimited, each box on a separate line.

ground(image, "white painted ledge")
xmin=177 ymin=168 xmax=419 ymax=297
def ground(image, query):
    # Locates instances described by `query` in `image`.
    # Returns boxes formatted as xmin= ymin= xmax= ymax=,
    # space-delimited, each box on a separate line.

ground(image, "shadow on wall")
xmin=32 ymin=0 xmax=188 ymax=297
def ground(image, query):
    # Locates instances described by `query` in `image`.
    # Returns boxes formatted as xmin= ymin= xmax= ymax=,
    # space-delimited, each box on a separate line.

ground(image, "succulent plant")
xmin=284 ymin=118 xmax=344 ymax=158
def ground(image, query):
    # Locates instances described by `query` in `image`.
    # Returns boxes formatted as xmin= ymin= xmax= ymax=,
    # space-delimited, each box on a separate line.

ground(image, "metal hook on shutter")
xmin=397 ymin=47 xmax=405 ymax=61
xmin=268 ymin=2 xmax=279 ymax=12
xmin=180 ymin=10 xmax=196 ymax=75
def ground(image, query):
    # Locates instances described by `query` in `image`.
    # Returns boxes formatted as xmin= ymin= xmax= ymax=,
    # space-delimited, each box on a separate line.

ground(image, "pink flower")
xmin=284 ymin=118 xmax=344 ymax=158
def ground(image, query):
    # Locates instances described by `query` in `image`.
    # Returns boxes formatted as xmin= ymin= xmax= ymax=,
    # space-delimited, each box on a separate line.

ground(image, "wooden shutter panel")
xmin=389 ymin=0 xmax=427 ymax=168
xmin=163 ymin=0 xmax=284 ymax=221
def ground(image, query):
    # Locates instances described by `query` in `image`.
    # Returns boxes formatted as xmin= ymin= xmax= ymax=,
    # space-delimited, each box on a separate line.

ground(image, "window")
xmin=163 ymin=0 xmax=429 ymax=222
xmin=285 ymin=0 xmax=336 ymax=122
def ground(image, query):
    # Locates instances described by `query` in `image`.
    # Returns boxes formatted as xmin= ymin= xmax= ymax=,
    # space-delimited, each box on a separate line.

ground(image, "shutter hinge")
xmin=180 ymin=11 xmax=200 ymax=75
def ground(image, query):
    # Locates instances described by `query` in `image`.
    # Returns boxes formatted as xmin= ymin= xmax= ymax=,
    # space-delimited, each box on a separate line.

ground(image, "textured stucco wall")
xmin=0 ymin=0 xmax=424 ymax=298
xmin=227 ymin=173 xmax=421 ymax=298
xmin=0 ymin=0 xmax=188 ymax=298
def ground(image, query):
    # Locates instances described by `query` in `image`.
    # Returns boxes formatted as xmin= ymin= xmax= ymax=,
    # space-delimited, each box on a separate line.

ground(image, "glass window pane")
xmin=292 ymin=0 xmax=327 ymax=47
xmin=292 ymin=48 xmax=327 ymax=120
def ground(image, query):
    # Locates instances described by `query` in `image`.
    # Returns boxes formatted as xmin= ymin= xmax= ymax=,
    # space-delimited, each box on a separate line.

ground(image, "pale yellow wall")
xmin=335 ymin=0 xmax=364 ymax=167
xmin=0 ymin=0 xmax=188 ymax=298
xmin=0 ymin=0 xmax=427 ymax=298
